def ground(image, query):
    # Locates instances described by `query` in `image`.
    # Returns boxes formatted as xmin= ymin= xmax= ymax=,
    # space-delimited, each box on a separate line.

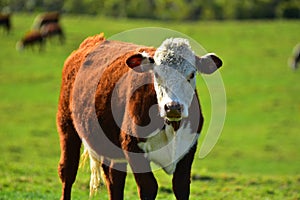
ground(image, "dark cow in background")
xmin=57 ymin=33 xmax=222 ymax=200
xmin=33 ymin=12 xmax=65 ymax=45
xmin=16 ymin=12 xmax=65 ymax=52
xmin=40 ymin=22 xmax=65 ymax=44
xmin=16 ymin=30 xmax=44 ymax=51
xmin=32 ymin=11 xmax=60 ymax=30
xmin=0 ymin=13 xmax=11 ymax=34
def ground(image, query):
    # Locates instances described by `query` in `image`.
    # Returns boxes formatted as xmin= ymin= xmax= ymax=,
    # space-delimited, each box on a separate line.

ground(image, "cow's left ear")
xmin=126 ymin=53 xmax=154 ymax=73
xmin=195 ymin=53 xmax=223 ymax=74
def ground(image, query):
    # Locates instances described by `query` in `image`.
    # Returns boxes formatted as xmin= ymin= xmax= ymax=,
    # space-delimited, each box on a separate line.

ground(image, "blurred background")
xmin=1 ymin=0 xmax=300 ymax=20
xmin=0 ymin=0 xmax=299 ymax=199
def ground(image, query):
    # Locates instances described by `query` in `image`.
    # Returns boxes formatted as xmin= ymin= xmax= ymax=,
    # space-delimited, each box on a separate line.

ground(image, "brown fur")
xmin=57 ymin=33 xmax=203 ymax=200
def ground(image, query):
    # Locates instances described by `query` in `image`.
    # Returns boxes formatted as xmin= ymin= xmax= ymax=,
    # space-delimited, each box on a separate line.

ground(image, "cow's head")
xmin=126 ymin=38 xmax=222 ymax=130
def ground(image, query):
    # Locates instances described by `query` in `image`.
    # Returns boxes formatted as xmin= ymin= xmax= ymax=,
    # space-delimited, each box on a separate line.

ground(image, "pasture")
xmin=0 ymin=13 xmax=299 ymax=199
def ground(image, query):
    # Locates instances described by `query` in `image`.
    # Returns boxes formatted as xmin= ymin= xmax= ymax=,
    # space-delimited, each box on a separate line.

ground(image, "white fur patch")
xmin=138 ymin=122 xmax=198 ymax=174
xmin=154 ymin=38 xmax=195 ymax=67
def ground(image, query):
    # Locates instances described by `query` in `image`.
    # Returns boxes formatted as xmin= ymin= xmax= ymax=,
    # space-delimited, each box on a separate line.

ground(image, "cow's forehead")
xmin=154 ymin=38 xmax=196 ymax=76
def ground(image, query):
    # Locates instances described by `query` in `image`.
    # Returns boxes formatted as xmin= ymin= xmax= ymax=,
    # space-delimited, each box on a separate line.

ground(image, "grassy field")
xmin=0 ymin=13 xmax=299 ymax=199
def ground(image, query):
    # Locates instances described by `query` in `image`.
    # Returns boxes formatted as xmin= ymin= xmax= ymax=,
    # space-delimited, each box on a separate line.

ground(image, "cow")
xmin=40 ymin=22 xmax=65 ymax=44
xmin=0 ymin=13 xmax=11 ymax=33
xmin=16 ymin=30 xmax=44 ymax=51
xmin=289 ymin=43 xmax=300 ymax=70
xmin=32 ymin=11 xmax=60 ymax=30
xmin=57 ymin=33 xmax=223 ymax=200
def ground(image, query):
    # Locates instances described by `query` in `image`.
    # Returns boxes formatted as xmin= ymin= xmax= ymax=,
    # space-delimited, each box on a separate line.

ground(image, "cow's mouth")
xmin=165 ymin=118 xmax=181 ymax=131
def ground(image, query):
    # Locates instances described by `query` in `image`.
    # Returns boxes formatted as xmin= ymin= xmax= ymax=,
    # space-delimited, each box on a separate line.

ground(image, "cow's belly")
xmin=82 ymin=121 xmax=198 ymax=174
xmin=82 ymin=139 xmax=127 ymax=163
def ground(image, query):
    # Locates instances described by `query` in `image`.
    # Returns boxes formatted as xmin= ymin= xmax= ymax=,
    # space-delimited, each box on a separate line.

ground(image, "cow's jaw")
xmin=165 ymin=118 xmax=181 ymax=131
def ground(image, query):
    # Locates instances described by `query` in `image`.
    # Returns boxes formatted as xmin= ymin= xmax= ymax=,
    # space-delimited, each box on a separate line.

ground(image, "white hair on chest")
xmin=138 ymin=121 xmax=198 ymax=174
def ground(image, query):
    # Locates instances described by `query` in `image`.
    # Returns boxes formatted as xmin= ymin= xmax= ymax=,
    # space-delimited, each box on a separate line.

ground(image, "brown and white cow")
xmin=57 ymin=33 xmax=222 ymax=200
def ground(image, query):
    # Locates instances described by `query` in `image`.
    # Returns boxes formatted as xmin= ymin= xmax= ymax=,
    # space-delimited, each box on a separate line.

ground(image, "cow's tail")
xmin=80 ymin=147 xmax=104 ymax=197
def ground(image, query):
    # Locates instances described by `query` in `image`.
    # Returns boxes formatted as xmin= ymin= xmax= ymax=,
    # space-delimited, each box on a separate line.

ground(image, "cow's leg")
xmin=172 ymin=143 xmax=197 ymax=200
xmin=101 ymin=159 xmax=127 ymax=200
xmin=57 ymin=119 xmax=82 ymax=200
xmin=133 ymin=171 xmax=158 ymax=200
xmin=124 ymin=151 xmax=158 ymax=200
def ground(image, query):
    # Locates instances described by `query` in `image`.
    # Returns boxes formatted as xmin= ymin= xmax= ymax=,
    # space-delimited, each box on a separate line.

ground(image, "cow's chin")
xmin=164 ymin=118 xmax=182 ymax=131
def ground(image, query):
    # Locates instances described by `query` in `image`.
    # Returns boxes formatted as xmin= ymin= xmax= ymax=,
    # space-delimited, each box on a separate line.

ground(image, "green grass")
xmin=0 ymin=13 xmax=299 ymax=199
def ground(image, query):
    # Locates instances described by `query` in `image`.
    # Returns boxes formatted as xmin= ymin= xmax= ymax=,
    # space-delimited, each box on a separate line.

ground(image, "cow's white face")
xmin=153 ymin=65 xmax=196 ymax=119
xmin=153 ymin=38 xmax=197 ymax=122
xmin=126 ymin=38 xmax=223 ymax=130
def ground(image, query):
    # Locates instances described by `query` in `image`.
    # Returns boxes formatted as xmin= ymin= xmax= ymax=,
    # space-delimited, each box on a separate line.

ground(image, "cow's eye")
xmin=189 ymin=72 xmax=195 ymax=79
xmin=187 ymin=72 xmax=195 ymax=82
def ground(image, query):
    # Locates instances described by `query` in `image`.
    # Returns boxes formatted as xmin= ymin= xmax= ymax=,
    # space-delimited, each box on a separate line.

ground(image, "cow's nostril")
xmin=164 ymin=104 xmax=170 ymax=112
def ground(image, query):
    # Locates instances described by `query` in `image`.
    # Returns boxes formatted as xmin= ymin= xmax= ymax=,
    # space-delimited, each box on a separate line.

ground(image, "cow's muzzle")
xmin=164 ymin=102 xmax=183 ymax=131
xmin=164 ymin=102 xmax=183 ymax=119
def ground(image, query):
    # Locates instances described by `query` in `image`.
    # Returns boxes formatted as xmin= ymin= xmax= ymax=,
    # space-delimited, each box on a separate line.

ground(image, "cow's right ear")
xmin=195 ymin=53 xmax=223 ymax=74
xmin=126 ymin=53 xmax=154 ymax=73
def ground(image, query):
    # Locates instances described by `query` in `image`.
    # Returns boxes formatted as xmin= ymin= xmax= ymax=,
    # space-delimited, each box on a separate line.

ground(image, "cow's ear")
xmin=195 ymin=53 xmax=223 ymax=74
xmin=126 ymin=53 xmax=154 ymax=73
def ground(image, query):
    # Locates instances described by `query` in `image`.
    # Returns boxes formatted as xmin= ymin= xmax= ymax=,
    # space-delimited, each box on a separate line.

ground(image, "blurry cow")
xmin=16 ymin=30 xmax=44 ymax=51
xmin=32 ymin=11 xmax=60 ymax=30
xmin=40 ymin=22 xmax=65 ymax=44
xmin=289 ymin=43 xmax=300 ymax=70
xmin=0 ymin=13 xmax=11 ymax=33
